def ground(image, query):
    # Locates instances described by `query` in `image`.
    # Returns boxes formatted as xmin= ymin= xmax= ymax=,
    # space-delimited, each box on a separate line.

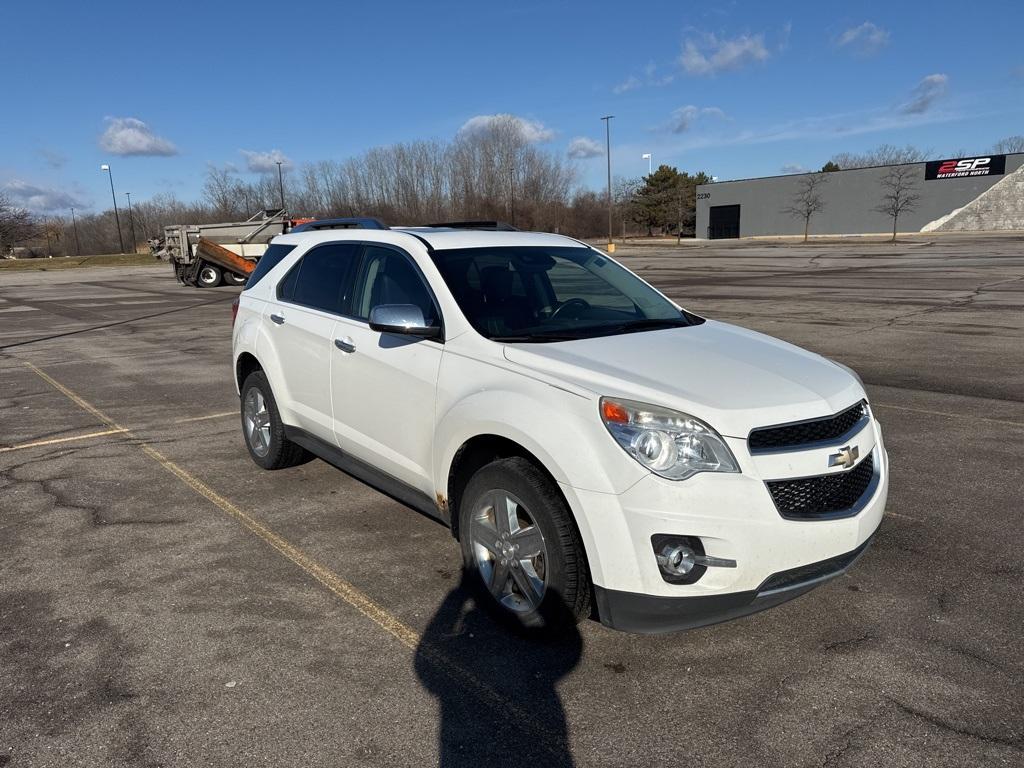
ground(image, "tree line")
xmin=4 ymin=133 xmax=1022 ymax=257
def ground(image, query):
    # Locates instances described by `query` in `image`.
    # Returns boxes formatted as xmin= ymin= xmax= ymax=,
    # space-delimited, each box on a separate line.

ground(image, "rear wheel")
xmin=197 ymin=263 xmax=223 ymax=288
xmin=240 ymin=371 xmax=309 ymax=469
xmin=459 ymin=457 xmax=591 ymax=631
xmin=224 ymin=271 xmax=247 ymax=286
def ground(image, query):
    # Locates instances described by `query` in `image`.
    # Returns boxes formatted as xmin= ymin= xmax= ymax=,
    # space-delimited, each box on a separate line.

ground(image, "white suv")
xmin=231 ymin=223 xmax=887 ymax=633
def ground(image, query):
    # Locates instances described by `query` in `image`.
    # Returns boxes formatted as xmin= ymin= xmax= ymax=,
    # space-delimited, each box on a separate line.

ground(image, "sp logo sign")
xmin=926 ymin=155 xmax=1006 ymax=180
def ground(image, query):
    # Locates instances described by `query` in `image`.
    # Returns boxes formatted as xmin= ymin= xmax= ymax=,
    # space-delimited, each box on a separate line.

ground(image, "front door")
xmin=330 ymin=244 xmax=443 ymax=496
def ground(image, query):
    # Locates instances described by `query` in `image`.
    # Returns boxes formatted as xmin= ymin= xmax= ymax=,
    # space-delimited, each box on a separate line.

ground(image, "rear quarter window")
xmin=243 ymin=243 xmax=297 ymax=290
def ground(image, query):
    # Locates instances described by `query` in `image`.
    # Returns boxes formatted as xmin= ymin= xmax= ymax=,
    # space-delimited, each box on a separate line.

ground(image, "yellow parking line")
xmin=173 ymin=410 xmax=237 ymax=424
xmin=872 ymin=402 xmax=1024 ymax=428
xmin=0 ymin=427 xmax=128 ymax=453
xmin=23 ymin=360 xmax=563 ymax=758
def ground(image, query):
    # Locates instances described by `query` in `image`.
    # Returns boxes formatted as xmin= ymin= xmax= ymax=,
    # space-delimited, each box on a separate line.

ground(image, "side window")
xmin=278 ymin=243 xmax=360 ymax=314
xmin=245 ymin=243 xmax=296 ymax=290
xmin=351 ymin=246 xmax=438 ymax=325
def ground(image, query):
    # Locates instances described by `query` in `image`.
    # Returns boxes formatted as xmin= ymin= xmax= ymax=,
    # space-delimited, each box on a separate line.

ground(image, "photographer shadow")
xmin=414 ymin=571 xmax=583 ymax=767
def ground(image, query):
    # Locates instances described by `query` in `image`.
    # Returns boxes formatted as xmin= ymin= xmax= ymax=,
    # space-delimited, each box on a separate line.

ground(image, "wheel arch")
xmin=235 ymin=351 xmax=263 ymax=392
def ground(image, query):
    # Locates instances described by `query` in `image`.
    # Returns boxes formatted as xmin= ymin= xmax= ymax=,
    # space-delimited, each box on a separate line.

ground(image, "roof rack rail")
xmin=427 ymin=220 xmax=519 ymax=231
xmin=291 ymin=217 xmax=389 ymax=232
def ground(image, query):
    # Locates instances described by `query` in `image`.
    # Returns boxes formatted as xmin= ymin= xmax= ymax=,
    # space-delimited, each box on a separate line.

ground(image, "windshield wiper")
xmin=605 ymin=318 xmax=692 ymax=334
xmin=490 ymin=332 xmax=583 ymax=343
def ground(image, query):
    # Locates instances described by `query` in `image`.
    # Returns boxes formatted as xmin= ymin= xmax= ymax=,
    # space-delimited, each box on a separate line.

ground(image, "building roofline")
xmin=700 ymin=151 xmax=1024 ymax=187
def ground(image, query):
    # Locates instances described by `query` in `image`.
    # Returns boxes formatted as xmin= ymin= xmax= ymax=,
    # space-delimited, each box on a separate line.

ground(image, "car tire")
xmin=197 ymin=263 xmax=223 ymax=288
xmin=224 ymin=271 xmax=247 ymax=286
xmin=459 ymin=457 xmax=591 ymax=632
xmin=240 ymin=371 xmax=309 ymax=469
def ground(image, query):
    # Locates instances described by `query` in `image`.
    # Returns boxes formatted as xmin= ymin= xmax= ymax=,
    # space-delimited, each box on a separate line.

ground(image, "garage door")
xmin=708 ymin=205 xmax=740 ymax=239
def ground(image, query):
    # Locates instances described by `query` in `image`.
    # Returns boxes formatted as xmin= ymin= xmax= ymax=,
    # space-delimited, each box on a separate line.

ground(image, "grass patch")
xmin=0 ymin=253 xmax=162 ymax=271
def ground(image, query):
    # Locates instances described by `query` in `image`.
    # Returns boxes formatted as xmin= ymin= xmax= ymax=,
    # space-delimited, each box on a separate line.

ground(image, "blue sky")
xmin=3 ymin=0 xmax=1022 ymax=214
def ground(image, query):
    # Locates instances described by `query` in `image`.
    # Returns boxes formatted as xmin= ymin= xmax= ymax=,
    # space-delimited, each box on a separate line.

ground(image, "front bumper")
xmin=560 ymin=418 xmax=888 ymax=633
xmin=593 ymin=529 xmax=877 ymax=633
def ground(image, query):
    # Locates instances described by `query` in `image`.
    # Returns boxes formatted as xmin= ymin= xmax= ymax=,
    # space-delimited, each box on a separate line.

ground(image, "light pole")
xmin=125 ymin=192 xmax=137 ymax=253
xmin=100 ymin=164 xmax=125 ymax=254
xmin=275 ymin=161 xmax=286 ymax=213
xmin=601 ymin=115 xmax=614 ymax=253
xmin=70 ymin=207 xmax=81 ymax=256
xmin=642 ymin=152 xmax=652 ymax=176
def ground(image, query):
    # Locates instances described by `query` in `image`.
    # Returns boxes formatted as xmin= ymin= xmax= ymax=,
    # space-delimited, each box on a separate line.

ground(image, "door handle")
xmin=270 ymin=313 xmax=285 ymax=325
xmin=334 ymin=337 xmax=356 ymax=353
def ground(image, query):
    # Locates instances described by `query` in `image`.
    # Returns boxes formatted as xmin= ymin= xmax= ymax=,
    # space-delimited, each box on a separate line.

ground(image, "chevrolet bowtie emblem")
xmin=829 ymin=445 xmax=860 ymax=469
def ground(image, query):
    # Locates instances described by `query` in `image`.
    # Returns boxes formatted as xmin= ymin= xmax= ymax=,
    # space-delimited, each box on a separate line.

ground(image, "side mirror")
xmin=368 ymin=304 xmax=440 ymax=337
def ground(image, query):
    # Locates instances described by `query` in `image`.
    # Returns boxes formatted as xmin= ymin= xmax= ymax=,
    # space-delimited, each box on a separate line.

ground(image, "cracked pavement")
xmin=1 ymin=236 xmax=1022 ymax=767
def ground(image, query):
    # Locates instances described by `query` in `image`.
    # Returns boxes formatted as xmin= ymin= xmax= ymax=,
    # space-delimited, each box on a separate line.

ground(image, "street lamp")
xmin=125 ymin=192 xmax=137 ymax=253
xmin=275 ymin=161 xmax=286 ymax=213
xmin=642 ymin=153 xmax=652 ymax=176
xmin=601 ymin=115 xmax=615 ymax=253
xmin=100 ymin=164 xmax=125 ymax=254
xmin=70 ymin=207 xmax=81 ymax=256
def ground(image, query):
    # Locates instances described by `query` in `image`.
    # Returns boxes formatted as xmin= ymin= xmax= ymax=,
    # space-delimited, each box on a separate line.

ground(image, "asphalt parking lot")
xmin=2 ymin=235 xmax=1022 ymax=767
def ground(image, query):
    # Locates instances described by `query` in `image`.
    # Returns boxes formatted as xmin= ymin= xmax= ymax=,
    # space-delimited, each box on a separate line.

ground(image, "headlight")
xmin=600 ymin=397 xmax=739 ymax=481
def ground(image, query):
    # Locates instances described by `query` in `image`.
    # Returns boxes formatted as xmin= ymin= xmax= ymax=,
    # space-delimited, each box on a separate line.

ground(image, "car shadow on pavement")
xmin=414 ymin=571 xmax=582 ymax=768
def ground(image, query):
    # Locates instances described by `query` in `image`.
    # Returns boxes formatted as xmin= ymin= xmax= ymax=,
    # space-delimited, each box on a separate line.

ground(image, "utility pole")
xmin=101 ymin=164 xmax=125 ymax=253
xmin=125 ymin=192 xmax=137 ymax=253
xmin=70 ymin=207 xmax=81 ymax=256
xmin=601 ymin=115 xmax=615 ymax=253
xmin=643 ymin=152 xmax=652 ymax=176
xmin=508 ymin=165 xmax=516 ymax=226
xmin=276 ymin=161 xmax=286 ymax=213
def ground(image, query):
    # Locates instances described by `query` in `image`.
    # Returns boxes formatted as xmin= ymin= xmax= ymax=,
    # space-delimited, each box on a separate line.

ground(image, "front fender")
xmin=433 ymin=386 xmax=647 ymax=500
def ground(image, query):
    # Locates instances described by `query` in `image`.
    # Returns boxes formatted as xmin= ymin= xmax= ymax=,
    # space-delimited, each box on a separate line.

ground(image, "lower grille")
xmin=766 ymin=452 xmax=875 ymax=520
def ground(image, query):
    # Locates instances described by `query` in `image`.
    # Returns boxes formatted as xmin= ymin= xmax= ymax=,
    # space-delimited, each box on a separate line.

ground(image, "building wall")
xmin=695 ymin=153 xmax=1024 ymax=238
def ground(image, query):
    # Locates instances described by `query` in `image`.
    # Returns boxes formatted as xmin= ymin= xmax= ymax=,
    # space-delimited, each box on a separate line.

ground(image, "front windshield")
xmin=430 ymin=245 xmax=702 ymax=342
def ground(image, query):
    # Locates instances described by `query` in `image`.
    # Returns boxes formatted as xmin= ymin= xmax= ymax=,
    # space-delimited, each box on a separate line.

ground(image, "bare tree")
xmin=0 ymin=192 xmax=37 ymax=255
xmin=782 ymin=174 xmax=828 ymax=242
xmin=873 ymin=165 xmax=921 ymax=242
xmin=830 ymin=144 xmax=929 ymax=170
xmin=992 ymin=135 xmax=1024 ymax=154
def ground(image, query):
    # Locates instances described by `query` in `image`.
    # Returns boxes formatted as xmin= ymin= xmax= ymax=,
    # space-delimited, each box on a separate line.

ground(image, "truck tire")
xmin=240 ymin=371 xmax=309 ymax=469
xmin=459 ymin=457 xmax=591 ymax=632
xmin=197 ymin=263 xmax=223 ymax=288
xmin=224 ymin=272 xmax=247 ymax=286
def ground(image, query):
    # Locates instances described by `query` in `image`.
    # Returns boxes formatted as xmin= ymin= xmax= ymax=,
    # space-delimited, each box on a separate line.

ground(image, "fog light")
xmin=658 ymin=543 xmax=697 ymax=576
xmin=651 ymin=534 xmax=738 ymax=585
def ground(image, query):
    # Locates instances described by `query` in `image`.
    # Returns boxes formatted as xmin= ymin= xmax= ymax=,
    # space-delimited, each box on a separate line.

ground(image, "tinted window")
xmin=279 ymin=243 xmax=360 ymax=314
xmin=244 ymin=243 xmax=295 ymax=290
xmin=351 ymin=246 xmax=438 ymax=325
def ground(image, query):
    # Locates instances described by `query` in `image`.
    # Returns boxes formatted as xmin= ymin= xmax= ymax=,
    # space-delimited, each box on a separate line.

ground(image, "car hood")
xmin=502 ymin=319 xmax=863 ymax=438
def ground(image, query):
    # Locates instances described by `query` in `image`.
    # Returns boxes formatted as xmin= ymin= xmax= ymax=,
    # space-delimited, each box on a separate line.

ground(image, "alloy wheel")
xmin=243 ymin=388 xmax=271 ymax=457
xmin=470 ymin=491 xmax=548 ymax=613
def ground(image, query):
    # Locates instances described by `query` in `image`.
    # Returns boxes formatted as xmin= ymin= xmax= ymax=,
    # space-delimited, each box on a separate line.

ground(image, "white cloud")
xmin=900 ymin=73 xmax=948 ymax=114
xmin=679 ymin=33 xmax=770 ymax=75
xmin=459 ymin=114 xmax=555 ymax=143
xmin=240 ymin=149 xmax=293 ymax=173
xmin=669 ymin=105 xmax=727 ymax=133
xmin=612 ymin=76 xmax=641 ymax=94
xmin=567 ymin=137 xmax=603 ymax=159
xmin=836 ymin=22 xmax=890 ymax=55
xmin=3 ymin=179 xmax=88 ymax=212
xmin=99 ymin=117 xmax=178 ymax=157
xmin=780 ymin=163 xmax=808 ymax=175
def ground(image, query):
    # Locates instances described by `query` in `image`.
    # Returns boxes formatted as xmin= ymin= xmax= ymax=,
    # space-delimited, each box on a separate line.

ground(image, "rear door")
xmin=264 ymin=242 xmax=359 ymax=442
xmin=330 ymin=244 xmax=444 ymax=496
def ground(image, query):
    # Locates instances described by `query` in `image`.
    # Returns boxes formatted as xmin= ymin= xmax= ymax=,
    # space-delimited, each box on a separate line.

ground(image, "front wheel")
xmin=459 ymin=457 xmax=591 ymax=631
